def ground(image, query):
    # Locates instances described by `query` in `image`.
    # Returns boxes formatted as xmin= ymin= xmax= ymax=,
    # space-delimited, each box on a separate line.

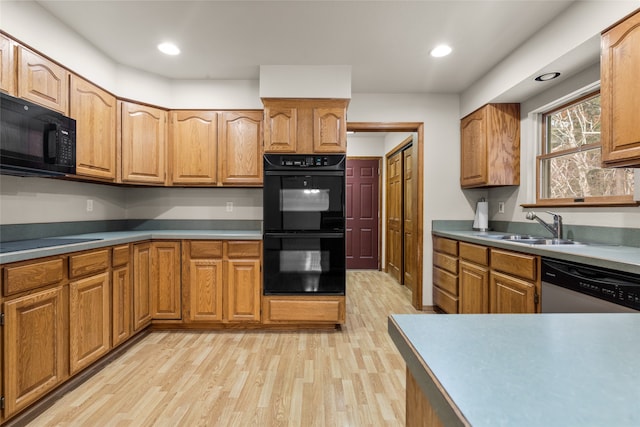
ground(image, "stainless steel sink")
xmin=529 ymin=238 xmax=580 ymax=245
xmin=500 ymin=234 xmax=540 ymax=241
xmin=499 ymin=234 xmax=581 ymax=245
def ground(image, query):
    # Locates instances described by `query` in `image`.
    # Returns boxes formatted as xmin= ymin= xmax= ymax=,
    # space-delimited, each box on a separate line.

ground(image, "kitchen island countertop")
xmin=388 ymin=313 xmax=640 ymax=427
xmin=0 ymin=229 xmax=262 ymax=264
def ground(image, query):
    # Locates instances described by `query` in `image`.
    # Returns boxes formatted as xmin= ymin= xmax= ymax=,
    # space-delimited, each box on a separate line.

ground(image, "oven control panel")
xmin=264 ymin=154 xmax=346 ymax=170
xmin=281 ymin=156 xmax=329 ymax=167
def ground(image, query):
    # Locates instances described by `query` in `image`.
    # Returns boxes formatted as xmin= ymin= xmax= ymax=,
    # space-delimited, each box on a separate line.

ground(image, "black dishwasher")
xmin=541 ymin=258 xmax=640 ymax=313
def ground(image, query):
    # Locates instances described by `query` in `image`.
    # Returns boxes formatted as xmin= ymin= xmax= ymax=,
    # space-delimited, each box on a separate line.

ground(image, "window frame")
xmin=532 ymin=90 xmax=636 ymax=207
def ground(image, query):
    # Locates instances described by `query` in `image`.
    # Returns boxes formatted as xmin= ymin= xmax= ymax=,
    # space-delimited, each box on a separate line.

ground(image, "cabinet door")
xmin=264 ymin=106 xmax=297 ymax=153
xmin=459 ymin=261 xmax=489 ymax=314
xmin=0 ymin=34 xmax=15 ymax=95
xmin=112 ymin=265 xmax=132 ymax=347
xmin=313 ymin=107 xmax=346 ymax=153
xmin=188 ymin=258 xmax=224 ymax=322
xmin=70 ymin=75 xmax=117 ymax=180
xmin=170 ymin=110 xmax=218 ymax=185
xmin=226 ymin=259 xmax=261 ymax=322
xmin=489 ymin=271 xmax=536 ymax=314
xmin=218 ymin=111 xmax=263 ymax=185
xmin=150 ymin=241 xmax=181 ymax=319
xmin=460 ymin=108 xmax=487 ymax=187
xmin=4 ymin=287 xmax=67 ymax=418
xmin=132 ymin=243 xmax=152 ymax=331
xmin=120 ymin=101 xmax=167 ymax=184
xmin=69 ymin=272 xmax=111 ymax=375
xmin=16 ymin=46 xmax=68 ymax=114
xmin=601 ymin=10 xmax=640 ymax=167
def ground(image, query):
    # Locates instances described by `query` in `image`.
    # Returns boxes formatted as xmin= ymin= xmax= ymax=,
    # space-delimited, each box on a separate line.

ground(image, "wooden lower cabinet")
xmin=262 ymin=296 xmax=346 ymax=324
xmin=132 ymin=242 xmax=152 ymax=331
xmin=112 ymin=264 xmax=132 ymax=347
xmin=459 ymin=261 xmax=489 ymax=314
xmin=183 ymin=240 xmax=261 ymax=323
xmin=490 ymin=271 xmax=537 ymax=314
xmin=3 ymin=286 xmax=68 ymax=419
xmin=432 ymin=236 xmax=459 ymax=313
xmin=458 ymin=242 xmax=489 ymax=314
xmin=432 ymin=235 xmax=539 ymax=314
xmin=150 ymin=241 xmax=182 ymax=319
xmin=69 ymin=272 xmax=111 ymax=375
xmin=226 ymin=258 xmax=261 ymax=323
xmin=489 ymin=248 xmax=539 ymax=313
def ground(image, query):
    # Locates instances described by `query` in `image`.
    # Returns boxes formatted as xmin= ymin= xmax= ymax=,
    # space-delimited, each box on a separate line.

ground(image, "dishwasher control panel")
xmin=542 ymin=258 xmax=640 ymax=311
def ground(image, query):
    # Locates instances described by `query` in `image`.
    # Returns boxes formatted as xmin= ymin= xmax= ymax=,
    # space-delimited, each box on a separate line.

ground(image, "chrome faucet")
xmin=526 ymin=211 xmax=563 ymax=239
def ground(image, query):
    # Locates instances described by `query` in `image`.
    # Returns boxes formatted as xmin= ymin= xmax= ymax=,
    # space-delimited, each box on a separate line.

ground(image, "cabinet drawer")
xmin=263 ymin=297 xmax=345 ymax=323
xmin=190 ymin=241 xmax=223 ymax=259
xmin=4 ymin=257 xmax=65 ymax=295
xmin=227 ymin=241 xmax=261 ymax=258
xmin=433 ymin=237 xmax=458 ymax=256
xmin=433 ymin=252 xmax=458 ymax=274
xmin=433 ymin=287 xmax=458 ymax=314
xmin=433 ymin=267 xmax=457 ymax=296
xmin=112 ymin=245 xmax=130 ymax=267
xmin=69 ymin=249 xmax=110 ymax=278
xmin=490 ymin=249 xmax=537 ymax=281
xmin=460 ymin=242 xmax=489 ymax=266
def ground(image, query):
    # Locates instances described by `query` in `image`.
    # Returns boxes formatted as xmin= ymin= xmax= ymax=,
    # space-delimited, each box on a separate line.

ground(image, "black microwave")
xmin=0 ymin=92 xmax=76 ymax=177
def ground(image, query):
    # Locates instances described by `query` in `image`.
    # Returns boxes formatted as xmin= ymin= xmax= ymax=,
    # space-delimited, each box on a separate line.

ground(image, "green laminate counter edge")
xmin=388 ymin=313 xmax=640 ymax=427
xmin=0 ymin=229 xmax=262 ymax=264
xmin=431 ymin=229 xmax=640 ymax=275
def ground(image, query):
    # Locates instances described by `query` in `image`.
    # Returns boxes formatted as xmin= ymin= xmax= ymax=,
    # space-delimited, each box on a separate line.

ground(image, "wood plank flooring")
xmin=29 ymin=271 xmax=424 ymax=426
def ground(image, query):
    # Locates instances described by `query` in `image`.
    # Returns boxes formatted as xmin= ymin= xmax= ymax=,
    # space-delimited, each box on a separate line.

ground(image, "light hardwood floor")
xmin=30 ymin=271 xmax=424 ymax=426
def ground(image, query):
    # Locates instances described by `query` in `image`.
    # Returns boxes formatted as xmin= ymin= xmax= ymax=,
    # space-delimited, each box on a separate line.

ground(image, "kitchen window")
xmin=536 ymin=91 xmax=635 ymax=206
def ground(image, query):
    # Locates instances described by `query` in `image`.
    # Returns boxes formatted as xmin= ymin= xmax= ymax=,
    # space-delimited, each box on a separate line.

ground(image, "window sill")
xmin=521 ymin=201 xmax=639 ymax=208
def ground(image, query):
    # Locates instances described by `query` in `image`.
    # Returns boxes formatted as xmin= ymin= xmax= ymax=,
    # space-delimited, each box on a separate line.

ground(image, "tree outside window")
xmin=537 ymin=92 xmax=635 ymax=205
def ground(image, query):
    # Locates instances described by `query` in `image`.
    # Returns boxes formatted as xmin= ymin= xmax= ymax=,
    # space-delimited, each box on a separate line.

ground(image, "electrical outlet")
xmin=86 ymin=199 xmax=94 ymax=212
xmin=498 ymin=202 xmax=505 ymax=214
xmin=226 ymin=202 xmax=233 ymax=212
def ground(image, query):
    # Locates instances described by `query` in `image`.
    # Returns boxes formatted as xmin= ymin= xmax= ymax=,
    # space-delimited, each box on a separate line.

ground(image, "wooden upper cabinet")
xmin=170 ymin=110 xmax=218 ymax=185
xmin=313 ymin=107 xmax=347 ymax=153
xmin=263 ymin=105 xmax=297 ymax=153
xmin=120 ymin=101 xmax=168 ymax=185
xmin=601 ymin=10 xmax=640 ymax=167
xmin=460 ymin=103 xmax=520 ymax=188
xmin=262 ymin=98 xmax=348 ymax=154
xmin=0 ymin=33 xmax=16 ymax=95
xmin=16 ymin=46 xmax=68 ymax=114
xmin=218 ymin=111 xmax=263 ymax=186
xmin=70 ymin=75 xmax=117 ymax=181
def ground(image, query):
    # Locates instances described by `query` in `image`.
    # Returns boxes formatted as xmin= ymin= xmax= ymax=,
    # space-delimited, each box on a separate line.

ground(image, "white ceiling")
xmin=35 ymin=0 xmax=579 ymax=94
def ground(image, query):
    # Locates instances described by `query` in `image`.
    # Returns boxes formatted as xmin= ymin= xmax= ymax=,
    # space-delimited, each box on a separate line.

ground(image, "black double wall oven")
xmin=263 ymin=154 xmax=346 ymax=295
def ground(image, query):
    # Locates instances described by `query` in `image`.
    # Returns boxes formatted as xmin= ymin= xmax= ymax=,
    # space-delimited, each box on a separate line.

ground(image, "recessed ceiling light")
xmin=430 ymin=44 xmax=452 ymax=58
xmin=157 ymin=42 xmax=180 ymax=56
xmin=534 ymin=72 xmax=561 ymax=82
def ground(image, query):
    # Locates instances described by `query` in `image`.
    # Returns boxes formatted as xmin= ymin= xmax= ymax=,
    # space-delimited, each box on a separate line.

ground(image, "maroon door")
xmin=346 ymin=158 xmax=380 ymax=269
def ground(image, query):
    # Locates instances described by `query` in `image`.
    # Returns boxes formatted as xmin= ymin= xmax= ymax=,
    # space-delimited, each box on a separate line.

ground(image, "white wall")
xmin=0 ymin=175 xmax=127 ymax=224
xmin=461 ymin=1 xmax=639 ymax=116
xmin=125 ymin=187 xmax=262 ymax=220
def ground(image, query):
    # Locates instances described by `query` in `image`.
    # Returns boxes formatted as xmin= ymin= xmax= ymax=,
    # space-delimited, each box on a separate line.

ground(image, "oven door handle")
xmin=264 ymin=232 xmax=344 ymax=239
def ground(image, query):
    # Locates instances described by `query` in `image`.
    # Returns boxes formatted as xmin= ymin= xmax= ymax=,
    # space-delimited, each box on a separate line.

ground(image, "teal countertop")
xmin=0 ymin=230 xmax=262 ymax=264
xmin=389 ymin=313 xmax=640 ymax=427
xmin=432 ymin=229 xmax=640 ymax=275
